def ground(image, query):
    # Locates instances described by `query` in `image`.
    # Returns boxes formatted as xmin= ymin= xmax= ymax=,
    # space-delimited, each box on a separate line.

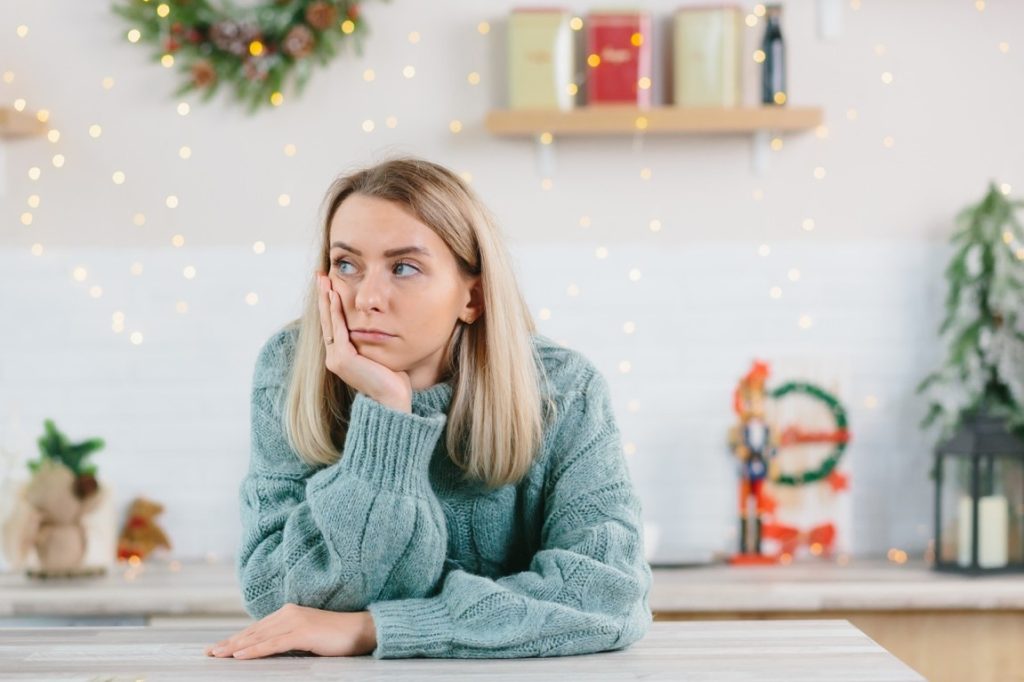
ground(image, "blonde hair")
xmin=279 ymin=156 xmax=556 ymax=490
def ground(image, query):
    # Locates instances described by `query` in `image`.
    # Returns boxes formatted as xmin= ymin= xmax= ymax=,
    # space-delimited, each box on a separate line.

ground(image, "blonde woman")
xmin=205 ymin=156 xmax=653 ymax=660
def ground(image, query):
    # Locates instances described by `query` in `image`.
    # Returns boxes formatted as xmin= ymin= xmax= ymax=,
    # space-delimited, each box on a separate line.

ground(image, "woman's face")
xmin=327 ymin=193 xmax=482 ymax=390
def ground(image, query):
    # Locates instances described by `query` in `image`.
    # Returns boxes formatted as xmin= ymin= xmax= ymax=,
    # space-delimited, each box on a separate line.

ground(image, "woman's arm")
xmin=364 ymin=368 xmax=653 ymax=658
xmin=236 ymin=333 xmax=449 ymax=619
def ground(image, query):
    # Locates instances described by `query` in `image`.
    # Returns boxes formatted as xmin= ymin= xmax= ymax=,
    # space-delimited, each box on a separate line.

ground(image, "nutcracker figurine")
xmin=728 ymin=360 xmax=781 ymax=562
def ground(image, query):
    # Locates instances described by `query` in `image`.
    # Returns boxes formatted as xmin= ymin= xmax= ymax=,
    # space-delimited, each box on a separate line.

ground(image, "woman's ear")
xmin=462 ymin=275 xmax=484 ymax=323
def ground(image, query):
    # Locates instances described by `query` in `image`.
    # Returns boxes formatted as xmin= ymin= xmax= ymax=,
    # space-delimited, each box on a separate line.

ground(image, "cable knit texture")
xmin=237 ymin=324 xmax=653 ymax=659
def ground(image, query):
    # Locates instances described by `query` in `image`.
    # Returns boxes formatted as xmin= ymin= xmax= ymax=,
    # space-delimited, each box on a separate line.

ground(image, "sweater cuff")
xmin=367 ymin=597 xmax=454 ymax=658
xmin=307 ymin=392 xmax=446 ymax=497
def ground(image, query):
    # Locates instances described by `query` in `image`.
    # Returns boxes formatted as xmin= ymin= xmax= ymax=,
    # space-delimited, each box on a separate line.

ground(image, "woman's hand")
xmin=203 ymin=603 xmax=377 ymax=659
xmin=316 ymin=271 xmax=412 ymax=413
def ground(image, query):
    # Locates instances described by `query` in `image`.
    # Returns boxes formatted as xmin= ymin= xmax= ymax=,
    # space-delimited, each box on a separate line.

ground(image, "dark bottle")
xmin=761 ymin=5 xmax=786 ymax=106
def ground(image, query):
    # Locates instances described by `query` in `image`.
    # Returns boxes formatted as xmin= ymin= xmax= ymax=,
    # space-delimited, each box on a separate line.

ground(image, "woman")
xmin=205 ymin=156 xmax=653 ymax=660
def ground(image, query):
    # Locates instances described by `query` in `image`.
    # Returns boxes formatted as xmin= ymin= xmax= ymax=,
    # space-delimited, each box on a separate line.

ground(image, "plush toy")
xmin=1 ymin=419 xmax=109 ymax=575
xmin=117 ymin=497 xmax=171 ymax=561
xmin=23 ymin=458 xmax=106 ymax=572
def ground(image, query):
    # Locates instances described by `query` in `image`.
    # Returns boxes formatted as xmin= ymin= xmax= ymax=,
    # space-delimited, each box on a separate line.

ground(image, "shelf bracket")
xmin=751 ymin=130 xmax=771 ymax=176
xmin=534 ymin=133 xmax=556 ymax=180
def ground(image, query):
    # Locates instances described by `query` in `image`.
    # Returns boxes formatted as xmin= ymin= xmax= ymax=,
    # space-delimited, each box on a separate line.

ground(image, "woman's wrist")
xmin=359 ymin=610 xmax=378 ymax=654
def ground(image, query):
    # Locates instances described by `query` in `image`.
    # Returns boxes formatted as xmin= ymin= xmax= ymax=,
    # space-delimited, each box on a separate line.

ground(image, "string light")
xmin=245 ymin=292 xmax=259 ymax=305
xmin=28 ymin=166 xmax=41 ymax=180
xmin=252 ymin=241 xmax=266 ymax=254
xmin=363 ymin=68 xmax=375 ymax=82
xmin=538 ymin=307 xmax=551 ymax=320
xmin=648 ymin=219 xmax=662 ymax=232
xmin=102 ymin=76 xmax=115 ymax=90
xmin=16 ymin=25 xmax=29 ymax=38
xmin=407 ymin=31 xmax=420 ymax=44
xmin=179 ymin=145 xmax=191 ymax=159
xmin=112 ymin=171 xmax=126 ymax=185
xmin=385 ymin=115 xmax=398 ymax=128
xmin=89 ymin=124 xmax=102 ymax=138
xmin=628 ymin=268 xmax=642 ymax=281
xmin=362 ymin=119 xmax=375 ymax=132
xmin=166 ymin=195 xmax=179 ymax=208
xmin=618 ymin=360 xmax=632 ymax=373
xmin=449 ymin=120 xmax=463 ymax=133
xmin=402 ymin=65 xmax=415 ymax=78
xmin=177 ymin=102 xmax=190 ymax=116
xmin=283 ymin=143 xmax=297 ymax=156
xmin=277 ymin=194 xmax=290 ymax=207
xmin=467 ymin=71 xmax=480 ymax=85
xmin=477 ymin=21 xmax=490 ymax=34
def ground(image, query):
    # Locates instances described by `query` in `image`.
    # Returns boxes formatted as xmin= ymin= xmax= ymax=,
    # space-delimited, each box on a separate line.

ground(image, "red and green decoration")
xmin=769 ymin=381 xmax=851 ymax=491
xmin=111 ymin=0 xmax=380 ymax=112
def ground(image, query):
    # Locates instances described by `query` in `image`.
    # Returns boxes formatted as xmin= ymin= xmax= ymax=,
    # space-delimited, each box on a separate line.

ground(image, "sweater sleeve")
xmin=236 ymin=330 xmax=450 ymax=619
xmin=365 ymin=366 xmax=654 ymax=659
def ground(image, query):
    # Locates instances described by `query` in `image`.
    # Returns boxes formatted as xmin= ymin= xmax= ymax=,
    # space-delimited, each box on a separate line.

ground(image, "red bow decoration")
xmin=761 ymin=521 xmax=836 ymax=556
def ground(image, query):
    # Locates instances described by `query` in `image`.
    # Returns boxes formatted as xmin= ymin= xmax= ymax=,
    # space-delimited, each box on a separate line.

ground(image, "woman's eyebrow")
xmin=330 ymin=241 xmax=431 ymax=258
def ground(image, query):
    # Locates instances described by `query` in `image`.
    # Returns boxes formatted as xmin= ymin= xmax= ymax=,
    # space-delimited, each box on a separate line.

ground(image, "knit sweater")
xmin=236 ymin=324 xmax=653 ymax=659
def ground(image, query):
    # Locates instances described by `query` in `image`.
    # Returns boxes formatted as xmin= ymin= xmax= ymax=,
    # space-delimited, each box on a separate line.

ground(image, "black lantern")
xmin=933 ymin=410 xmax=1024 ymax=574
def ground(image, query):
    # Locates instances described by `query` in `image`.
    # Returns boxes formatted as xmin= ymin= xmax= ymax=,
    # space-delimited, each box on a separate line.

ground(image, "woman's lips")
xmin=350 ymin=330 xmax=396 ymax=341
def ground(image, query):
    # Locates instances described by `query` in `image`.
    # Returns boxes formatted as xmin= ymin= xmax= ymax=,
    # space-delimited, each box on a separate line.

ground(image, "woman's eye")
xmin=332 ymin=258 xmax=419 ymax=277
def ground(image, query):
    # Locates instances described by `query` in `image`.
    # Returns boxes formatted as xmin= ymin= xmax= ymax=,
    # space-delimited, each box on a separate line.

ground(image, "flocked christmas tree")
xmin=917 ymin=181 xmax=1024 ymax=444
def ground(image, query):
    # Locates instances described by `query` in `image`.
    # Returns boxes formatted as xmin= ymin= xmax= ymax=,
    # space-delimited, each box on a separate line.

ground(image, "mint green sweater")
xmin=236 ymin=325 xmax=653 ymax=659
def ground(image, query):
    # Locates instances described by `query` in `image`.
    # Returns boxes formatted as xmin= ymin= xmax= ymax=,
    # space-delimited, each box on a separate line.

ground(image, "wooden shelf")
xmin=0 ymin=106 xmax=47 ymax=139
xmin=485 ymin=105 xmax=824 ymax=137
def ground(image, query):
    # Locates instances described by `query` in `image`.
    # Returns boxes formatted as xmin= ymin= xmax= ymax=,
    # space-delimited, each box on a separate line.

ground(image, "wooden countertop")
xmin=0 ymin=620 xmax=924 ymax=680
xmin=1 ymin=557 xmax=1021 ymax=618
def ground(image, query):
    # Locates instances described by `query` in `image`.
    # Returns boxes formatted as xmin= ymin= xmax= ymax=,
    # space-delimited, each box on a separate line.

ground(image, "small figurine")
xmin=117 ymin=497 xmax=171 ymax=561
xmin=727 ymin=360 xmax=781 ymax=563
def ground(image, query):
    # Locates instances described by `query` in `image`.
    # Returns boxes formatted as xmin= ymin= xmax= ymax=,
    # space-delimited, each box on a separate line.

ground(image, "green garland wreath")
xmin=111 ymin=0 xmax=382 ymax=113
xmin=768 ymin=381 xmax=850 ymax=486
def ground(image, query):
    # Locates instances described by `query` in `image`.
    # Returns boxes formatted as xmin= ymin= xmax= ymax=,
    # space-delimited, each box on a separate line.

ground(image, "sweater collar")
xmin=411 ymin=378 xmax=454 ymax=415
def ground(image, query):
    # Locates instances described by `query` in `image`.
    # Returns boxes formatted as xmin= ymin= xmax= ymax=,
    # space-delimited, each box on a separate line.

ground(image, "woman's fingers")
xmin=233 ymin=633 xmax=294 ymax=659
xmin=328 ymin=288 xmax=348 ymax=346
xmin=315 ymin=274 xmax=333 ymax=342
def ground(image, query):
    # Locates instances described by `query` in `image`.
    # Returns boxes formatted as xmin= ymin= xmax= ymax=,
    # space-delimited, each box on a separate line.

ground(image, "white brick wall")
xmin=0 ymin=239 xmax=950 ymax=565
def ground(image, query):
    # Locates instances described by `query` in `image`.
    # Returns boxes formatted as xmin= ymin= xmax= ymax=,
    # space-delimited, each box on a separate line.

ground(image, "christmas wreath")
xmin=111 ymin=0 xmax=378 ymax=112
xmin=768 ymin=381 xmax=851 ymax=487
